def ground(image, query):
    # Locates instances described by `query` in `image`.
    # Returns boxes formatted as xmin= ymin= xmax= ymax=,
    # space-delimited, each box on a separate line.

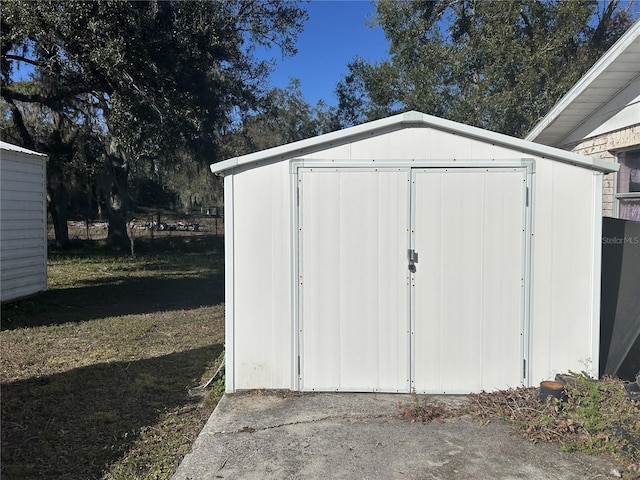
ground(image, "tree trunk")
xmin=48 ymin=178 xmax=70 ymax=249
xmin=101 ymin=146 xmax=130 ymax=247
xmin=106 ymin=187 xmax=129 ymax=246
xmin=46 ymin=149 xmax=72 ymax=249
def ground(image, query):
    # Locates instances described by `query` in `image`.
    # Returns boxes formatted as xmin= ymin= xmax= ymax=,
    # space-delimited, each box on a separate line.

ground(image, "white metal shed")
xmin=1 ymin=141 xmax=48 ymax=303
xmin=211 ymin=111 xmax=618 ymax=394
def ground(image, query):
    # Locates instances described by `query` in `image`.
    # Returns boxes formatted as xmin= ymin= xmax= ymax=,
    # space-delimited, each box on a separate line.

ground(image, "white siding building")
xmin=526 ymin=20 xmax=640 ymax=220
xmin=1 ymin=141 xmax=48 ymax=303
xmin=212 ymin=111 xmax=617 ymax=394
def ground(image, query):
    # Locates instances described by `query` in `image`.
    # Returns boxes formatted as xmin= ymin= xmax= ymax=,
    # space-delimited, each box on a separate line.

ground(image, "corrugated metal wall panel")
xmin=479 ymin=172 xmax=528 ymax=388
xmin=1 ymin=200 xmax=45 ymax=213
xmin=231 ymin=161 xmax=291 ymax=389
xmin=0 ymin=209 xmax=47 ymax=221
xmin=1 ymin=237 xmax=47 ymax=250
xmin=1 ymin=227 xmax=46 ymax=241
xmin=2 ymin=263 xmax=47 ymax=282
xmin=306 ymin=127 xmax=531 ymax=162
xmin=1 ymin=158 xmax=44 ymax=176
xmin=1 ymin=168 xmax=45 ymax=182
xmin=1 ymin=148 xmax=47 ymax=303
xmin=1 ymin=255 xmax=46 ymax=271
xmin=348 ymin=128 xmax=428 ymax=159
xmin=1 ymin=246 xmax=46 ymax=261
xmin=300 ymin=170 xmax=410 ymax=392
xmin=531 ymin=161 xmax=599 ymax=381
xmin=2 ymin=285 xmax=44 ymax=302
xmin=0 ymin=189 xmax=45 ymax=202
xmin=1 ymin=169 xmax=45 ymax=184
xmin=299 ymin=171 xmax=341 ymax=388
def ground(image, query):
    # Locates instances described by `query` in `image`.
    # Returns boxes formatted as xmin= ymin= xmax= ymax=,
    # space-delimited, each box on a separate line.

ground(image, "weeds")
xmin=397 ymin=392 xmax=453 ymax=423
xmin=398 ymin=374 xmax=640 ymax=478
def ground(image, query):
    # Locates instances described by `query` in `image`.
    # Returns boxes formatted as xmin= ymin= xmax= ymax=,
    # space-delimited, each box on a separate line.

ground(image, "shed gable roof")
xmin=525 ymin=20 xmax=640 ymax=147
xmin=212 ymin=111 xmax=618 ymax=175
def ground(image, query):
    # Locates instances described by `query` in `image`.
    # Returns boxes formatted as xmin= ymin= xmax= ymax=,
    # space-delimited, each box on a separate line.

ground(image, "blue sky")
xmin=259 ymin=0 xmax=640 ymax=108
xmin=258 ymin=0 xmax=390 ymax=107
xmin=10 ymin=1 xmax=389 ymax=110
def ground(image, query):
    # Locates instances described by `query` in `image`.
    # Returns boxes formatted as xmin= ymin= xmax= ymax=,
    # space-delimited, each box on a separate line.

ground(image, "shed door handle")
xmin=408 ymin=249 xmax=418 ymax=273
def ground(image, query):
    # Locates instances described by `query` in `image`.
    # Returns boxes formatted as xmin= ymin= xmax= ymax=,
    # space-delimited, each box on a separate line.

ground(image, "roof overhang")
xmin=212 ymin=111 xmax=618 ymax=175
xmin=0 ymin=141 xmax=47 ymax=156
xmin=525 ymin=20 xmax=640 ymax=147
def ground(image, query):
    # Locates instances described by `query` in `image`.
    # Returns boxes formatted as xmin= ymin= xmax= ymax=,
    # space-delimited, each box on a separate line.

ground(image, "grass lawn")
xmin=1 ymin=234 xmax=225 ymax=479
xmin=4 ymin=230 xmax=638 ymax=479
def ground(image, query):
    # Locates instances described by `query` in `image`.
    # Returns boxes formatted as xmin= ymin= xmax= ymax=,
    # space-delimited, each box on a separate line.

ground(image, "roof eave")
xmin=428 ymin=113 xmax=618 ymax=173
xmin=0 ymin=141 xmax=48 ymax=157
xmin=525 ymin=20 xmax=640 ymax=144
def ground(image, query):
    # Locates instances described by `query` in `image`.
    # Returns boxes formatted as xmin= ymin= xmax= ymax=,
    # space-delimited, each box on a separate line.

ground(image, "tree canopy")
xmin=336 ymin=0 xmax=635 ymax=136
xmin=224 ymin=79 xmax=340 ymax=157
xmin=3 ymin=0 xmax=637 ymax=249
xmin=1 ymin=0 xmax=306 ymax=246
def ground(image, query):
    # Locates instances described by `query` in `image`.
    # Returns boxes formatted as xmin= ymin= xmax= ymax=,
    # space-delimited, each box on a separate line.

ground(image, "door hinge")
xmin=523 ymin=359 xmax=527 ymax=378
xmin=297 ymin=355 xmax=301 ymax=375
xmin=526 ymin=186 xmax=529 ymax=207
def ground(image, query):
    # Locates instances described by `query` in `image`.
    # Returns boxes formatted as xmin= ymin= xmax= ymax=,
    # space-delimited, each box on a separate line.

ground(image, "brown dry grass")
xmin=398 ymin=377 xmax=640 ymax=479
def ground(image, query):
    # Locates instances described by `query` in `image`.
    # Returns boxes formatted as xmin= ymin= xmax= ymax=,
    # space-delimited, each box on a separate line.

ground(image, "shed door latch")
xmin=408 ymin=249 xmax=418 ymax=273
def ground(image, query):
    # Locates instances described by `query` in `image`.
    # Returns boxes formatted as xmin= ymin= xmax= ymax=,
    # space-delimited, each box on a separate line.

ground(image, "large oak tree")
xmin=336 ymin=0 xmax=635 ymax=136
xmin=1 ymin=0 xmax=306 ymax=247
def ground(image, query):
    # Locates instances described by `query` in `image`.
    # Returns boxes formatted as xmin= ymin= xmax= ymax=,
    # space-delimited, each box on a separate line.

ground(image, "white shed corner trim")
xmin=1 ymin=141 xmax=48 ymax=303
xmin=213 ymin=111 xmax=612 ymax=395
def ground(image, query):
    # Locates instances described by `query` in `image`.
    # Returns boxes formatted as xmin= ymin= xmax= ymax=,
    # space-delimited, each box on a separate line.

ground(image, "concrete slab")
xmin=172 ymin=392 xmax=619 ymax=480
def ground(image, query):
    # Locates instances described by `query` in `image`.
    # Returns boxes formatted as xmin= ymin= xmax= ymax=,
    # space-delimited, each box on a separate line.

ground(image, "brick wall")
xmin=569 ymin=125 xmax=640 ymax=217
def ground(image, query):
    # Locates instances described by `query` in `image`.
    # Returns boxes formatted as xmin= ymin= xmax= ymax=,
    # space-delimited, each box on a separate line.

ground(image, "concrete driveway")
xmin=172 ymin=392 xmax=619 ymax=480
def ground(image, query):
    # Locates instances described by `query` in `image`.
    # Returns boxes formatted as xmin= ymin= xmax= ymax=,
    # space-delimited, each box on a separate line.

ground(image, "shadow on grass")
xmin=1 ymin=235 xmax=225 ymax=331
xmin=1 ymin=344 xmax=223 ymax=479
xmin=2 ymin=274 xmax=224 ymax=330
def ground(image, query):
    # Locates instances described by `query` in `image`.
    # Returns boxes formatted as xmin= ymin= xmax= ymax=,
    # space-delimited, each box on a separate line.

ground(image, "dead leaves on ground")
xmin=397 ymin=375 xmax=640 ymax=476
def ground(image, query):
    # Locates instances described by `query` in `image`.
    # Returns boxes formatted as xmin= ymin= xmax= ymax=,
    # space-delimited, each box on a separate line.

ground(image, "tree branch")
xmin=5 ymin=97 xmax=35 ymax=150
xmin=3 ymin=54 xmax=45 ymax=68
xmin=1 ymin=83 xmax=103 ymax=108
xmin=592 ymin=0 xmax=618 ymax=45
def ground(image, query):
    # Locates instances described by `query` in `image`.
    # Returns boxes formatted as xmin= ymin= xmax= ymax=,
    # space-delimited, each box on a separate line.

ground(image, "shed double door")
xmin=298 ymin=167 xmax=527 ymax=393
